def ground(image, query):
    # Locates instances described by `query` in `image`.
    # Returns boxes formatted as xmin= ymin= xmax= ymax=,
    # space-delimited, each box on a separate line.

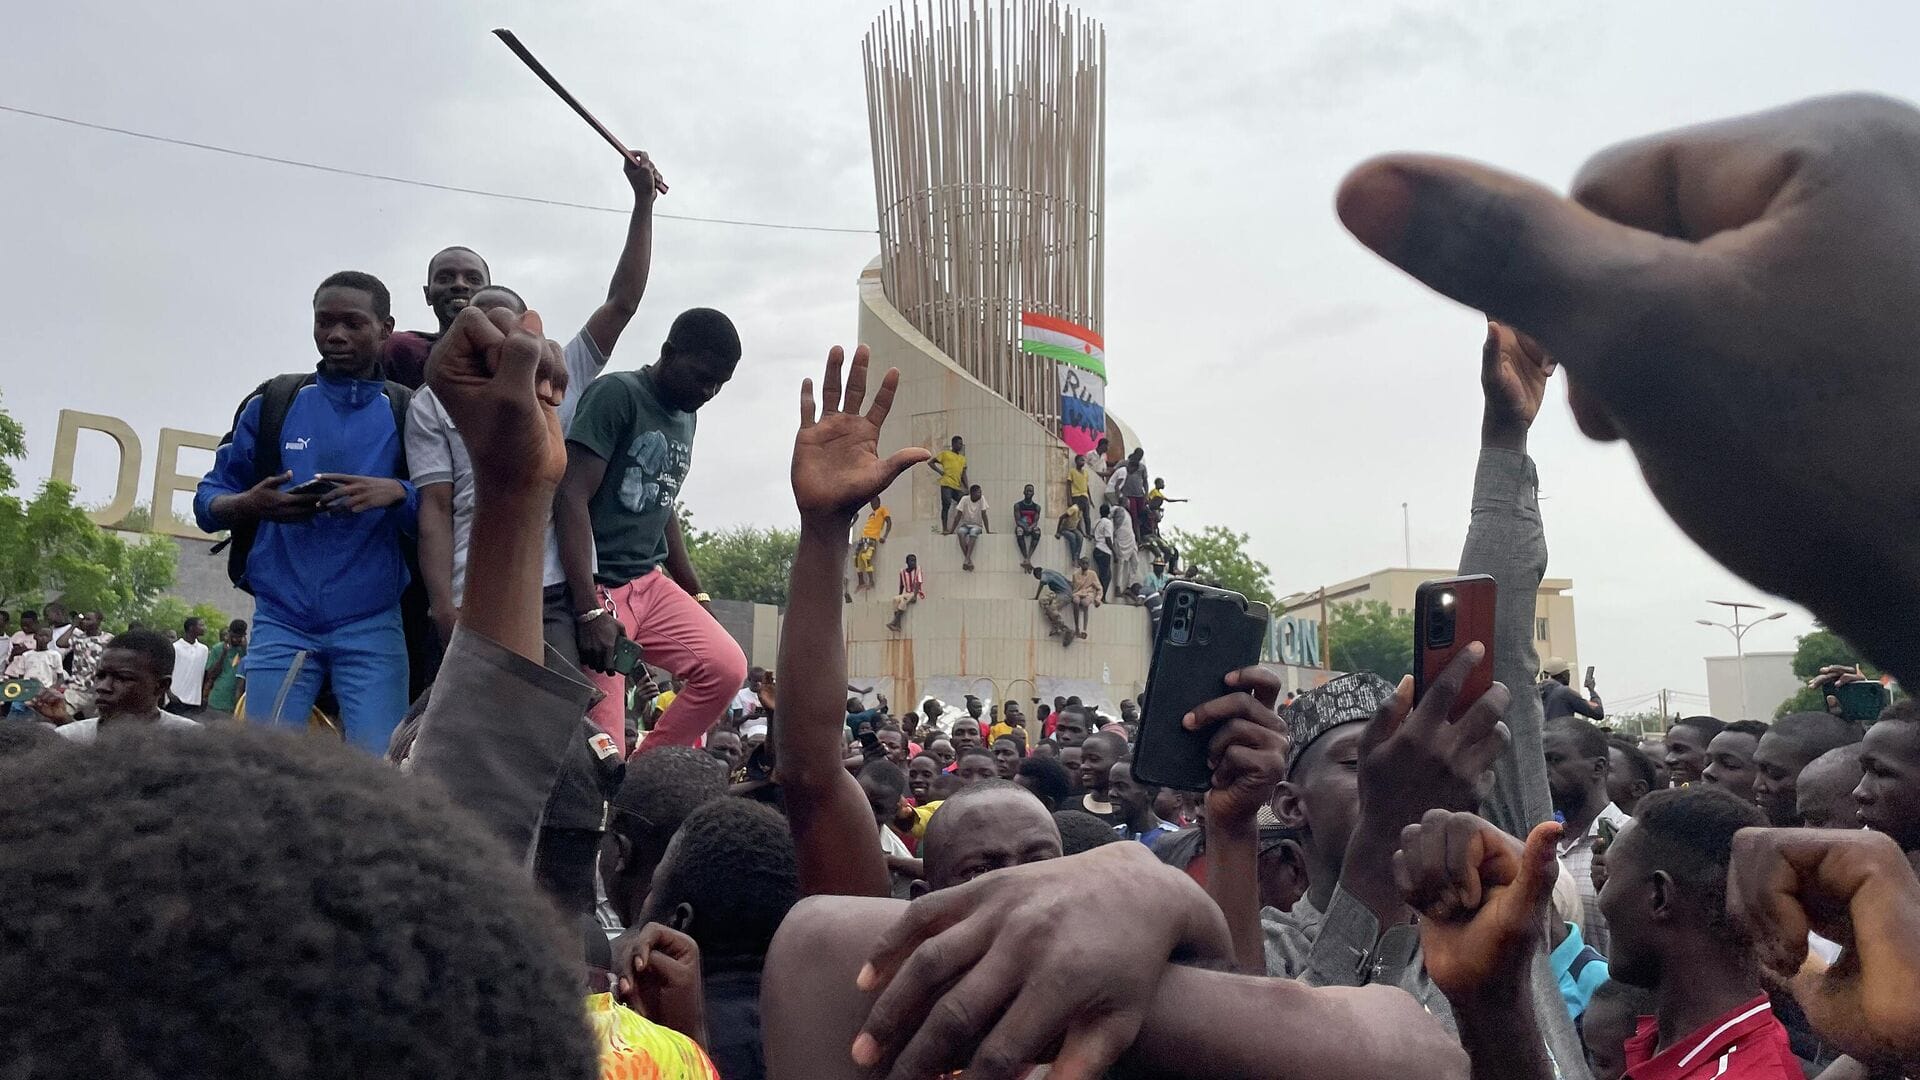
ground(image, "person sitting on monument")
xmin=1013 ymin=483 xmax=1043 ymax=570
xmin=1056 ymin=503 xmax=1085 ymax=563
xmin=947 ymin=484 xmax=990 ymax=572
xmin=886 ymin=554 xmax=924 ymax=633
xmin=1032 ymin=565 xmax=1076 ymax=647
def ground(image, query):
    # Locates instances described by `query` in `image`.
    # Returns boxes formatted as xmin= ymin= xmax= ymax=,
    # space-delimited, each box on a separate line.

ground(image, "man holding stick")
xmin=383 ymin=153 xmax=665 ymax=389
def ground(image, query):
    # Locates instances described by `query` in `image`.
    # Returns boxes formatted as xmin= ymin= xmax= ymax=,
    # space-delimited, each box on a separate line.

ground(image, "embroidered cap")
xmin=1282 ymin=672 xmax=1397 ymax=776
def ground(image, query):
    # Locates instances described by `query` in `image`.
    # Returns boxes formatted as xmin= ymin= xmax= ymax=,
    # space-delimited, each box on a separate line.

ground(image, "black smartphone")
xmin=286 ymin=477 xmax=340 ymax=498
xmin=1134 ymin=581 xmax=1270 ymax=791
xmin=610 ymin=636 xmax=643 ymax=677
xmin=1831 ymin=680 xmax=1891 ymax=723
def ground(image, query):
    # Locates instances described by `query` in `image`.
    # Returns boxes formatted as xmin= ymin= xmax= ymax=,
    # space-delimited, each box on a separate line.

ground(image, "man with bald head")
xmin=382 ymin=154 xmax=663 ymax=389
xmin=916 ymin=780 xmax=1062 ymax=894
xmin=1749 ymin=712 xmax=1863 ymax=827
xmin=1795 ymin=744 xmax=1867 ymax=831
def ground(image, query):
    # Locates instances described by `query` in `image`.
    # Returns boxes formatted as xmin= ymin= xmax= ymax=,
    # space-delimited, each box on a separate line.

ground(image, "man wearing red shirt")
xmin=1599 ymin=787 xmax=1800 ymax=1080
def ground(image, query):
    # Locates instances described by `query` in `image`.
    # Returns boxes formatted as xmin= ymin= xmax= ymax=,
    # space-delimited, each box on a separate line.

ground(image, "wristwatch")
xmin=576 ymin=607 xmax=611 ymax=624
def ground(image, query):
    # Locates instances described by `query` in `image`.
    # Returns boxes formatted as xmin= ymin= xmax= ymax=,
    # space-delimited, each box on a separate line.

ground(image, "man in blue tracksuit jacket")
xmin=196 ymin=270 xmax=417 ymax=752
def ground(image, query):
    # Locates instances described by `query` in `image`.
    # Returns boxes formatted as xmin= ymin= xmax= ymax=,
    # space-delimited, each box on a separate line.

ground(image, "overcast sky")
xmin=7 ymin=0 xmax=1911 ymax=714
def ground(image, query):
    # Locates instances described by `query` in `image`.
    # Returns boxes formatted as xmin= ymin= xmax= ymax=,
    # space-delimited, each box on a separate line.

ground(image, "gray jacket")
xmin=1262 ymin=448 xmax=1589 ymax=1080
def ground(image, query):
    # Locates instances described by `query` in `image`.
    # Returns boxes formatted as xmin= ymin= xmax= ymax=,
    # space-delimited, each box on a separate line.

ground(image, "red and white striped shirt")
xmin=1624 ymin=994 xmax=1799 ymax=1080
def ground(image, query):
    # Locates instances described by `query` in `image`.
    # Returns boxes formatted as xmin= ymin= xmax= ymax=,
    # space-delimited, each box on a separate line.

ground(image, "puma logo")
xmin=283 ymin=437 xmax=311 ymax=451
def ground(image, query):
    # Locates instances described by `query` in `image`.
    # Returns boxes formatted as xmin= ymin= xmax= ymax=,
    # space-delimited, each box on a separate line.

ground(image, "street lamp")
xmin=1696 ymin=602 xmax=1789 ymax=720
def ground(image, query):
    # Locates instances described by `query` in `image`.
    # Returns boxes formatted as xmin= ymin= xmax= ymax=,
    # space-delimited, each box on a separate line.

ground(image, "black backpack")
xmin=210 ymin=372 xmax=413 ymax=592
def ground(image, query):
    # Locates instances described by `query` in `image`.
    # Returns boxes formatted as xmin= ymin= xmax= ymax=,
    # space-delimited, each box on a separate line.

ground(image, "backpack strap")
xmin=215 ymin=373 xmax=314 ymax=590
xmin=384 ymin=380 xmax=413 ymax=480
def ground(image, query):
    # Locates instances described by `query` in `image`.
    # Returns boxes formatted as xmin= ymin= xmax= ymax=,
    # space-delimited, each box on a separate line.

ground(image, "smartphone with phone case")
xmin=1412 ymin=575 xmax=1497 ymax=723
xmin=1831 ymin=679 xmax=1890 ymax=723
xmin=1134 ymin=581 xmax=1271 ymax=791
xmin=610 ymin=636 xmax=643 ymax=677
xmin=286 ymin=477 xmax=340 ymax=499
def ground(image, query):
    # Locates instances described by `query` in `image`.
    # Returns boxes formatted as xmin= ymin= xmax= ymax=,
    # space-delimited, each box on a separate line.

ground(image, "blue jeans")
xmin=246 ymin=607 xmax=409 ymax=755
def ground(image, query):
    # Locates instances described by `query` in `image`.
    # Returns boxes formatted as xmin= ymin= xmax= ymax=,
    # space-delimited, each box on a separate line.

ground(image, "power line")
xmin=0 ymin=103 xmax=877 ymax=236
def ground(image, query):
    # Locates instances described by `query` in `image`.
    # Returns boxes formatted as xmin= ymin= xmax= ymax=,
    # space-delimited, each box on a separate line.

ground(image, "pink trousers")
xmin=589 ymin=568 xmax=748 ymax=754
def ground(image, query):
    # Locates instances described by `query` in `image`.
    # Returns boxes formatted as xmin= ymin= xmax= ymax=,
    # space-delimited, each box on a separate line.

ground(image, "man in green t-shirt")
xmin=202 ymin=619 xmax=248 ymax=717
xmin=553 ymin=307 xmax=748 ymax=752
xmin=927 ymin=435 xmax=967 ymax=531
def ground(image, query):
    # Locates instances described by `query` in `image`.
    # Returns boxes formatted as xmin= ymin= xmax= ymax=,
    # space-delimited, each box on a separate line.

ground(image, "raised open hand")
xmin=1396 ymin=812 xmax=1561 ymax=1002
xmin=793 ymin=345 xmax=930 ymax=522
xmin=426 ymin=305 xmax=568 ymax=491
xmin=1480 ymin=320 xmax=1554 ymax=444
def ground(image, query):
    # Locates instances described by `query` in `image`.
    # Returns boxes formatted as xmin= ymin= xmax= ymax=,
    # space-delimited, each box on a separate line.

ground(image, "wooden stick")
xmin=491 ymin=28 xmax=667 ymax=193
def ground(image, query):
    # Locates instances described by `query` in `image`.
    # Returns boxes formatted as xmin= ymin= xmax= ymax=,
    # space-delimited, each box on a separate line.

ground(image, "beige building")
xmin=1275 ymin=567 xmax=1581 ymax=679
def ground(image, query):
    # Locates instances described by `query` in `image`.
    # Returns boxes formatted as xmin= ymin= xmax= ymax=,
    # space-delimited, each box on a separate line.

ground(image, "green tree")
xmin=1165 ymin=525 xmax=1274 ymax=607
xmin=0 ymin=393 xmax=181 ymax=625
xmin=128 ymin=597 xmax=231 ymax=637
xmin=1327 ymin=599 xmax=1415 ymax=682
xmin=679 ymin=510 xmax=797 ymax=607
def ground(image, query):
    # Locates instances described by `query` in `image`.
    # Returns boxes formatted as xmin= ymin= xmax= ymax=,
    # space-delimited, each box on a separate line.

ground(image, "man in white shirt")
xmin=407 ymin=286 xmax=620 ymax=648
xmin=169 ymin=617 xmax=210 ymax=714
xmin=33 ymin=628 xmax=201 ymax=741
xmin=42 ymin=601 xmax=75 ymax=655
xmin=947 ymin=484 xmax=990 ymax=572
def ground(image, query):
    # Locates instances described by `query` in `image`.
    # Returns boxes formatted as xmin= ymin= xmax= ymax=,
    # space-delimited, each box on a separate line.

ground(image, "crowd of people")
xmin=5 ymin=93 xmax=1920 ymax=1080
xmin=861 ymin=426 xmax=1185 ymax=646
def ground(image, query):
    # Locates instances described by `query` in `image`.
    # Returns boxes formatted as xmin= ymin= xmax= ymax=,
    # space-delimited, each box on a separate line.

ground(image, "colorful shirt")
xmin=1624 ymin=994 xmax=1798 ymax=1080
xmin=569 ymin=367 xmax=696 ymax=587
xmin=1013 ymin=499 xmax=1041 ymax=529
xmin=1549 ymin=920 xmax=1609 ymax=1022
xmin=932 ymin=449 xmax=967 ymax=490
xmin=1068 ymin=467 xmax=1091 ymax=498
xmin=65 ymin=631 xmax=108 ymax=689
xmin=205 ymin=641 xmax=248 ymax=712
xmin=583 ymin=992 xmax=720 ymax=1080
xmin=861 ymin=505 xmax=892 ymax=541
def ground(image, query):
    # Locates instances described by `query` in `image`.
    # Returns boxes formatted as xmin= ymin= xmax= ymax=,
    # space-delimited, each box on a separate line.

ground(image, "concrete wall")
xmin=1705 ymin=651 xmax=1801 ymax=721
xmin=848 ymin=260 xmax=1149 ymax=717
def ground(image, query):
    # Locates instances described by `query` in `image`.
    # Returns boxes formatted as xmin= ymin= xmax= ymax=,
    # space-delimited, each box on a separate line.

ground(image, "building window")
xmin=1535 ymin=618 xmax=1550 ymax=641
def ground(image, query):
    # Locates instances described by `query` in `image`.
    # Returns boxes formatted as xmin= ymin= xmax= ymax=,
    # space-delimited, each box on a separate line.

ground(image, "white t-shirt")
xmin=1093 ymin=516 xmax=1115 ymax=554
xmin=880 ymin=821 xmax=912 ymax=858
xmin=405 ymin=328 xmax=610 ymax=604
xmin=170 ymin=639 xmax=210 ymax=706
xmin=732 ymin=686 xmax=760 ymax=717
xmin=951 ymin=496 xmax=989 ymax=530
xmin=1106 ymin=465 xmax=1128 ymax=495
xmin=58 ymin=712 xmax=202 ymax=743
xmin=5 ymin=649 xmax=64 ymax=687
